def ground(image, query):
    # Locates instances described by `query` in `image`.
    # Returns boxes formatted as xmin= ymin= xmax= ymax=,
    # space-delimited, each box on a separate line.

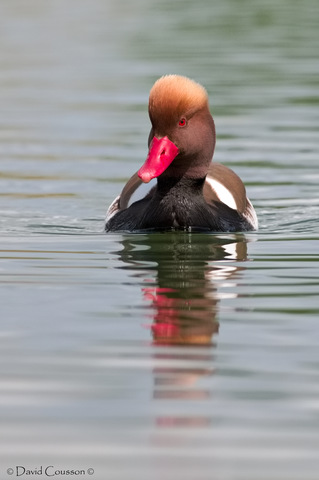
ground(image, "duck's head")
xmin=138 ymin=75 xmax=216 ymax=183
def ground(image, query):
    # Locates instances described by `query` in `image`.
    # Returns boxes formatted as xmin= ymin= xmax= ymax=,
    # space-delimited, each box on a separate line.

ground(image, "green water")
xmin=1 ymin=1 xmax=319 ymax=479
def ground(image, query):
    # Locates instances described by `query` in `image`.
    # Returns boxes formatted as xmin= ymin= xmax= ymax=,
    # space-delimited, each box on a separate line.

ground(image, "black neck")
xmin=156 ymin=175 xmax=206 ymax=198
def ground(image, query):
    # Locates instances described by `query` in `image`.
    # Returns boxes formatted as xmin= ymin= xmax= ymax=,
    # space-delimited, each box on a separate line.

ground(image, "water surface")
xmin=1 ymin=1 xmax=319 ymax=479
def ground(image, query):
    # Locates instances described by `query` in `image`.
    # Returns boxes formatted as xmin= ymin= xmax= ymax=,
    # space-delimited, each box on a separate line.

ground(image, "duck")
xmin=105 ymin=75 xmax=258 ymax=232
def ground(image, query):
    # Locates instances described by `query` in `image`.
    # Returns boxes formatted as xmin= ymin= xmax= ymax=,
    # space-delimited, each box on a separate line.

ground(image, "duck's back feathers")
xmin=106 ymin=172 xmax=152 ymax=223
xmin=204 ymin=163 xmax=246 ymax=212
xmin=204 ymin=163 xmax=258 ymax=230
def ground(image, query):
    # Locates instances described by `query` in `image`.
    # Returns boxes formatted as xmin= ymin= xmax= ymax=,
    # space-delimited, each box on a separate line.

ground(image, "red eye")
xmin=178 ymin=118 xmax=186 ymax=127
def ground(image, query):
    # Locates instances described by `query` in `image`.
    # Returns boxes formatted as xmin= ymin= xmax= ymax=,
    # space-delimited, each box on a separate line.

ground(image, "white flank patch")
xmin=243 ymin=198 xmax=259 ymax=230
xmin=105 ymin=195 xmax=120 ymax=222
xmin=206 ymin=178 xmax=237 ymax=210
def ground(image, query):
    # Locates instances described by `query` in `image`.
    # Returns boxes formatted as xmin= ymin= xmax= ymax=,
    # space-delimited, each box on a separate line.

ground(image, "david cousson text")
xmin=10 ymin=466 xmax=90 ymax=477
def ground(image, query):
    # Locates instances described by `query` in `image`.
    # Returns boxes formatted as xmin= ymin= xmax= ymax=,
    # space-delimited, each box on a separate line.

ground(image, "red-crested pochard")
xmin=105 ymin=75 xmax=258 ymax=232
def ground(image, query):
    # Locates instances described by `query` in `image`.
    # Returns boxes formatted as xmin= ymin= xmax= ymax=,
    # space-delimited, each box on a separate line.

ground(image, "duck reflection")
xmin=117 ymin=232 xmax=248 ymax=425
xmin=118 ymin=232 xmax=247 ymax=346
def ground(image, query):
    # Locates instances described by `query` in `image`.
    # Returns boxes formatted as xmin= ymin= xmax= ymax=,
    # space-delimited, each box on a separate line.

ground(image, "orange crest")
xmin=149 ymin=75 xmax=209 ymax=125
